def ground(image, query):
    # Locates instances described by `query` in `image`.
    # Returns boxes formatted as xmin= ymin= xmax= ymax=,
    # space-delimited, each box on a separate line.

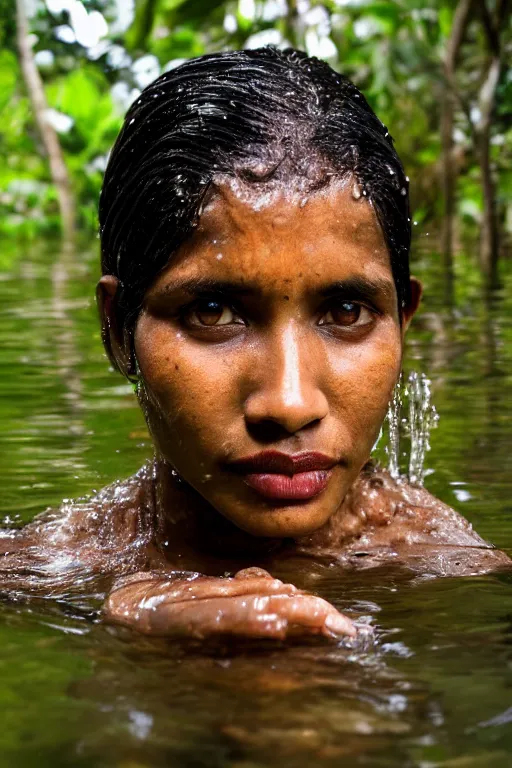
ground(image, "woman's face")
xmin=128 ymin=180 xmax=418 ymax=538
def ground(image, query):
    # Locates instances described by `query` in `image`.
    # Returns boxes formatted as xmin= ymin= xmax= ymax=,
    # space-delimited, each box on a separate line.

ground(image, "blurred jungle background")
xmin=1 ymin=0 xmax=511 ymax=299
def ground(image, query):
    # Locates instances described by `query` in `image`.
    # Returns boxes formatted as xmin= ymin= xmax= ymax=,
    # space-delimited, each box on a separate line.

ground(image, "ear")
xmin=96 ymin=275 xmax=134 ymax=378
xmin=401 ymin=276 xmax=422 ymax=335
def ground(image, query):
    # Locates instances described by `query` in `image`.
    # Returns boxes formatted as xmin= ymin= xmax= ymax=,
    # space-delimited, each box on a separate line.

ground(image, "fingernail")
xmin=325 ymin=613 xmax=356 ymax=637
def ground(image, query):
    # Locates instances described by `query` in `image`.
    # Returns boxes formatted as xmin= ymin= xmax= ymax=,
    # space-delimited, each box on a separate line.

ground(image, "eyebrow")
xmin=153 ymin=275 xmax=395 ymax=304
xmin=155 ymin=277 xmax=262 ymax=298
xmin=319 ymin=277 xmax=396 ymax=304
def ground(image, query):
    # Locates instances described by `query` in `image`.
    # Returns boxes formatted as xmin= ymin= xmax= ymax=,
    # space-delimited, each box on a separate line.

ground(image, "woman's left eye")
xmin=184 ymin=300 xmax=242 ymax=327
xmin=319 ymin=302 xmax=373 ymax=328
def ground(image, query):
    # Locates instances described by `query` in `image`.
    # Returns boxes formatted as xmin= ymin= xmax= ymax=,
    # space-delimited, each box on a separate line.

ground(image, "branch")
xmin=476 ymin=56 xmax=501 ymax=136
xmin=475 ymin=0 xmax=509 ymax=135
xmin=441 ymin=0 xmax=477 ymax=137
xmin=445 ymin=0 xmax=475 ymax=72
xmin=480 ymin=1 xmax=500 ymax=53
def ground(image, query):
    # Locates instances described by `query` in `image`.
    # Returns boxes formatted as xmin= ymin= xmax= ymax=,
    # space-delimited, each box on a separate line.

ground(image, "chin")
xmin=227 ymin=502 xmax=334 ymax=539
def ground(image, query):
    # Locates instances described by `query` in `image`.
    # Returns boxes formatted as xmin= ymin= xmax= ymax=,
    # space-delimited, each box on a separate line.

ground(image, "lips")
xmin=230 ymin=451 xmax=336 ymax=501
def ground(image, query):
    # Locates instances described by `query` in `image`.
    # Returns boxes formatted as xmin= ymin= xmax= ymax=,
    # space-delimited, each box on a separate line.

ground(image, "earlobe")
xmin=402 ymin=277 xmax=423 ymax=332
xmin=96 ymin=275 xmax=134 ymax=378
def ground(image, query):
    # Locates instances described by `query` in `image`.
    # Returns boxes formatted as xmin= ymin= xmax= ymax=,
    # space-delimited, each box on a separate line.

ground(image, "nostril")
xmin=245 ymin=420 xmax=293 ymax=443
xmin=245 ymin=417 xmax=322 ymax=443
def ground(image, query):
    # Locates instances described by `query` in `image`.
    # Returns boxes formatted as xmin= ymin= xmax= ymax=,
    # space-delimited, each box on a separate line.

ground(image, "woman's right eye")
xmin=182 ymin=299 xmax=244 ymax=328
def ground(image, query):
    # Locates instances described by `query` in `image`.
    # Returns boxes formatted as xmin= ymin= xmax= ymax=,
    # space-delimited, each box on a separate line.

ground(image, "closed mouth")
xmin=242 ymin=469 xmax=332 ymax=500
xmin=229 ymin=450 xmax=337 ymax=476
xmin=229 ymin=451 xmax=338 ymax=501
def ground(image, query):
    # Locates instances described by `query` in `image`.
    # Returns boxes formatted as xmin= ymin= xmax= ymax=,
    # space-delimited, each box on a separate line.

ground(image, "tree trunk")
xmin=440 ymin=93 xmax=456 ymax=304
xmin=476 ymin=113 xmax=499 ymax=290
xmin=15 ymin=0 xmax=75 ymax=244
xmin=284 ymin=0 xmax=300 ymax=48
xmin=474 ymin=7 xmax=506 ymax=289
xmin=474 ymin=0 xmax=510 ymax=289
xmin=440 ymin=0 xmax=474 ymax=303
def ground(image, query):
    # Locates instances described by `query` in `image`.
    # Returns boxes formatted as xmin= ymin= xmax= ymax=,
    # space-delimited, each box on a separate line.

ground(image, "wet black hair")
xmin=99 ymin=46 xmax=411 ymax=337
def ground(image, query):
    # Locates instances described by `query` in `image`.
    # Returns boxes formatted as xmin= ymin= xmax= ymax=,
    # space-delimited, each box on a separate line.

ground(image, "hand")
xmin=103 ymin=567 xmax=357 ymax=640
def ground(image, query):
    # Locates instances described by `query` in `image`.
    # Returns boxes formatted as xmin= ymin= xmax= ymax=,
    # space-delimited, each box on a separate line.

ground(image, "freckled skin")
xmin=1 ymin=181 xmax=509 ymax=641
xmin=134 ymin=182 xmax=403 ymax=539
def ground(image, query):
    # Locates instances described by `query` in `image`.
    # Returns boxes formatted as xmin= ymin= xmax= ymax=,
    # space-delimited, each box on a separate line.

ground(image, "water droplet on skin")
xmin=129 ymin=118 xmax=135 ymax=125
xmin=216 ymin=253 xmax=223 ymax=260
xmin=400 ymin=188 xmax=407 ymax=196
xmin=352 ymin=182 xmax=362 ymax=200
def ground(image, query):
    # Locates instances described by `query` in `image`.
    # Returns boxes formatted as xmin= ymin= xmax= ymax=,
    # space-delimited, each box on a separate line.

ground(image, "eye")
xmin=183 ymin=299 xmax=243 ymax=328
xmin=319 ymin=301 xmax=373 ymax=328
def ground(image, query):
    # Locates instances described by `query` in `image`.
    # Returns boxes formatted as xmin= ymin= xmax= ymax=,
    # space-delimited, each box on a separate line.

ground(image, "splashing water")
xmin=386 ymin=372 xmax=403 ymax=480
xmin=385 ymin=372 xmax=439 ymax=485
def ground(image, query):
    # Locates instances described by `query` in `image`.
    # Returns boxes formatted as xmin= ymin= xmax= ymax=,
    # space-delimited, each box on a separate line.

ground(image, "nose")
xmin=244 ymin=322 xmax=329 ymax=435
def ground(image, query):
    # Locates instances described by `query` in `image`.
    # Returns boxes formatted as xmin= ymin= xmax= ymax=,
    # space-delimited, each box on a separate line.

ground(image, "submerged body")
xmin=1 ymin=460 xmax=508 ymax=639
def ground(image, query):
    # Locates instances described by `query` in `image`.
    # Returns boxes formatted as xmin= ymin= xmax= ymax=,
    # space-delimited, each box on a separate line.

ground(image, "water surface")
xmin=0 ymin=241 xmax=511 ymax=767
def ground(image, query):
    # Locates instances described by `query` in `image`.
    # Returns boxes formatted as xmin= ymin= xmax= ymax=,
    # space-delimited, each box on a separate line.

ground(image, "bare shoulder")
xmin=0 ymin=463 xmax=158 ymax=594
xmin=332 ymin=463 xmax=511 ymax=577
xmin=34 ymin=463 xmax=154 ymax=551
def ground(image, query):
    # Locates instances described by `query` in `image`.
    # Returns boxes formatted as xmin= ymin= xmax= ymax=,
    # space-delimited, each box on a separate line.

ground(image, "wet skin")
xmin=1 ymin=180 xmax=509 ymax=642
xmin=131 ymin=179 xmax=414 ymax=540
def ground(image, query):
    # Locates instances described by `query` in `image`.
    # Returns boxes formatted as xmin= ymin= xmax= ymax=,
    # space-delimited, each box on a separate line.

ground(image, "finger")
xmin=106 ymin=576 xmax=295 ymax=615
xmin=234 ymin=568 xmax=273 ymax=580
xmin=140 ymin=576 xmax=300 ymax=603
xmin=144 ymin=595 xmax=289 ymax=639
xmin=266 ymin=595 xmax=356 ymax=638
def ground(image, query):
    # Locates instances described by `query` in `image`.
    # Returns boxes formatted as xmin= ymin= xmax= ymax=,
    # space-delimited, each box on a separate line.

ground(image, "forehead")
xmin=152 ymin=178 xmax=393 ymax=292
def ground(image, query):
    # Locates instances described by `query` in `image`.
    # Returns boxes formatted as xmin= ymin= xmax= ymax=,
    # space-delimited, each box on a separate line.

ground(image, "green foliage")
xmin=0 ymin=0 xmax=510 ymax=284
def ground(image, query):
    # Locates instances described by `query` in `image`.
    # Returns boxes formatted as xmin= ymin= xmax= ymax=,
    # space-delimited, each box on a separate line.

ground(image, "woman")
xmin=2 ymin=47 xmax=509 ymax=641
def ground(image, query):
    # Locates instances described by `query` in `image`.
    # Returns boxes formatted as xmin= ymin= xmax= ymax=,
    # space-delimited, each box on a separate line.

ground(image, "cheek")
xmin=134 ymin=318 xmax=239 ymax=444
xmin=326 ymin=331 xmax=401 ymax=433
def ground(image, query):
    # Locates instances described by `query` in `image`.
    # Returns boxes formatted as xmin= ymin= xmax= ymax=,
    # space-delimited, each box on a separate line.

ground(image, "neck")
xmin=150 ymin=456 xmax=365 ymax=571
xmin=152 ymin=457 xmax=285 ymax=570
